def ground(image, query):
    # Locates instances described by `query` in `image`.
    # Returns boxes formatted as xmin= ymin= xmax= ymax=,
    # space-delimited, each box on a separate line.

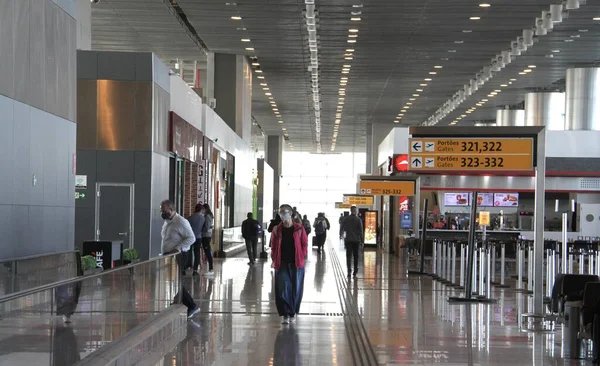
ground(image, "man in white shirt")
xmin=160 ymin=200 xmax=200 ymax=319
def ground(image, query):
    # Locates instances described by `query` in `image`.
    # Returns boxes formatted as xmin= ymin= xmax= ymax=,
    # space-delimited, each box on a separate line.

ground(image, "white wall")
xmin=377 ymin=127 xmax=410 ymax=167
xmin=546 ymin=131 xmax=600 ymax=158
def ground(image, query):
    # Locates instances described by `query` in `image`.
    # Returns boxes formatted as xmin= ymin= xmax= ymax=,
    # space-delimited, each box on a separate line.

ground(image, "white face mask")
xmin=279 ymin=212 xmax=292 ymax=222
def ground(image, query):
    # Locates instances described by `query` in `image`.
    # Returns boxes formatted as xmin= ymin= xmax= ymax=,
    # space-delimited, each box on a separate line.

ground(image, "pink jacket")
xmin=270 ymin=222 xmax=308 ymax=269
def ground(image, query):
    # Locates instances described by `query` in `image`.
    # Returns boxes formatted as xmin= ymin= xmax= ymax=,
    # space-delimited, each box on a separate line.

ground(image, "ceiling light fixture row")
xmin=393 ymin=67 xmax=439 ymax=124
xmin=305 ymin=0 xmax=322 ymax=153
xmin=423 ymin=0 xmax=586 ymax=126
xmin=332 ymin=3 xmax=362 ymax=152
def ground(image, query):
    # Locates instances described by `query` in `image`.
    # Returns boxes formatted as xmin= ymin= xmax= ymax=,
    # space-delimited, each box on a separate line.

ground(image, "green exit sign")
xmin=75 ymin=192 xmax=87 ymax=200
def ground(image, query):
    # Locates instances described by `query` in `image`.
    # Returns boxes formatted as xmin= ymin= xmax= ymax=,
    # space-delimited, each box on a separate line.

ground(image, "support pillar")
xmin=366 ymin=123 xmax=374 ymax=174
xmin=496 ymin=109 xmax=525 ymax=126
xmin=524 ymin=92 xmax=565 ymax=130
xmin=565 ymin=68 xmax=600 ymax=131
xmin=213 ymin=53 xmax=252 ymax=142
xmin=266 ymin=136 xmax=283 ymax=213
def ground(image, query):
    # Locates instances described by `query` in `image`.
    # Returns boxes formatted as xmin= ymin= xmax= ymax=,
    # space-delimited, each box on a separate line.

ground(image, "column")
xmin=0 ymin=0 xmax=77 ymax=258
xmin=496 ymin=109 xmax=525 ymax=126
xmin=213 ymin=53 xmax=252 ymax=143
xmin=77 ymin=0 xmax=92 ymax=50
xmin=266 ymin=135 xmax=283 ymax=212
xmin=524 ymin=92 xmax=565 ymax=130
xmin=565 ymin=68 xmax=600 ymax=131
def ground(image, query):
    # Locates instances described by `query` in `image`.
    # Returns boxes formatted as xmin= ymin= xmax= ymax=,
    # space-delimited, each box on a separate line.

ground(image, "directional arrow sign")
xmin=411 ymin=157 xmax=422 ymax=168
xmin=411 ymin=141 xmax=422 ymax=152
xmin=425 ymin=158 xmax=435 ymax=168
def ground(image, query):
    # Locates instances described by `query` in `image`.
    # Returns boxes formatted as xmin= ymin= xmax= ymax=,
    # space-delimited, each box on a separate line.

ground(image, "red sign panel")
xmin=394 ymin=154 xmax=409 ymax=172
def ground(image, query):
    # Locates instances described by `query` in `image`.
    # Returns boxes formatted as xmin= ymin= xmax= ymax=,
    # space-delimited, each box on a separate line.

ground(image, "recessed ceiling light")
xmin=462 ymin=29 xmax=472 ymax=33
xmin=278 ymin=120 xmax=283 ymax=124
xmin=343 ymin=64 xmax=351 ymax=68
xmin=479 ymin=3 xmax=491 ymax=7
xmin=341 ymin=77 xmax=348 ymax=80
xmin=241 ymin=38 xmax=251 ymax=42
xmin=461 ymin=115 xmax=467 ymax=118
xmin=393 ymin=120 xmax=400 ymax=124
xmin=347 ymin=39 xmax=357 ymax=43
xmin=349 ymin=29 xmax=359 ymax=33
xmin=564 ymin=39 xmax=574 ymax=43
xmin=236 ymin=27 xmax=247 ymax=31
xmin=252 ymin=62 xmax=260 ymax=66
xmin=346 ymin=48 xmax=355 ymax=52
xmin=245 ymin=47 xmax=255 ymax=51
xmin=551 ymin=49 xmax=560 ymax=53
xmin=349 ymin=34 xmax=358 ymax=38
xmin=500 ymin=84 xmax=508 ymax=87
xmin=434 ymin=65 xmax=443 ymax=69
xmin=398 ymin=114 xmax=404 ymax=117
xmin=404 ymin=106 xmax=410 ymax=109
xmin=257 ymin=75 xmax=264 ymax=79
xmin=351 ymin=17 xmax=361 ymax=21
xmin=454 ymin=40 xmax=464 ymax=44
xmin=494 ymin=89 xmax=501 ymax=92
xmin=416 ymin=89 xmax=423 ymax=92
xmin=409 ymin=98 xmax=416 ymax=101
xmin=519 ymin=72 xmax=526 ymax=75
xmin=400 ymin=109 xmax=407 ymax=113
xmin=231 ymin=16 xmax=242 ymax=20
xmin=448 ymin=49 xmax=457 ymax=53
xmin=268 ymin=96 xmax=273 ymax=100
xmin=510 ymin=78 xmax=517 ymax=81
xmin=579 ymin=29 xmax=589 ymax=32
xmin=263 ymin=87 xmax=269 ymax=90
xmin=345 ymin=57 xmax=353 ymax=60
xmin=413 ymin=94 xmax=419 ymax=97
xmin=593 ymin=17 xmax=600 ymax=21
xmin=342 ymin=71 xmax=350 ymax=74
xmin=420 ymin=83 xmax=428 ymax=86
xmin=265 ymin=92 xmax=272 ymax=96
xmin=424 ymin=78 xmax=432 ymax=81
xmin=255 ymin=69 xmax=262 ymax=73
xmin=406 ymin=102 xmax=413 ymax=105
xmin=469 ymin=16 xmax=481 ymax=20
xmin=481 ymin=99 xmax=488 ymax=102
xmin=260 ymin=83 xmax=267 ymax=86
xmin=524 ymin=69 xmax=532 ymax=73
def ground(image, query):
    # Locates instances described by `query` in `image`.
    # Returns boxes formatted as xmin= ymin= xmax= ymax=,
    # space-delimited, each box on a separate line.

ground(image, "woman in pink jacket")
xmin=271 ymin=204 xmax=308 ymax=324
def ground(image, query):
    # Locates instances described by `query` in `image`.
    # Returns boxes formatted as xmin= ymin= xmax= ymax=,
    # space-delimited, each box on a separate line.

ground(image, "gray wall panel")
xmin=0 ymin=0 xmax=15 ymax=99
xmin=75 ymin=150 xmax=97 ymax=209
xmin=67 ymin=15 xmax=76 ymax=122
xmin=152 ymin=85 xmax=170 ymax=155
xmin=150 ymin=153 xmax=170 ymax=257
xmin=12 ymin=205 xmax=31 ymax=257
xmin=76 ymin=79 xmax=98 ymax=149
xmin=0 ymin=96 xmax=14 ymax=205
xmin=0 ymin=205 xmax=16 ymax=258
xmin=66 ymin=206 xmax=74 ymax=251
xmin=14 ymin=0 xmax=31 ymax=103
xmin=98 ymin=52 xmax=136 ymax=81
xmin=44 ymin=0 xmax=58 ymax=116
xmin=41 ymin=111 xmax=59 ymax=207
xmin=56 ymin=8 xmax=69 ymax=119
xmin=29 ymin=108 xmax=46 ymax=206
xmin=135 ymin=53 xmax=153 ymax=82
xmin=12 ymin=102 xmax=31 ymax=206
xmin=96 ymin=150 xmax=135 ymax=183
xmin=42 ymin=205 xmax=59 ymax=253
xmin=77 ymin=50 xmax=97 ymax=80
xmin=29 ymin=0 xmax=46 ymax=111
xmin=134 ymin=82 xmax=153 ymax=150
xmin=74 ymin=206 xmax=95 ymax=249
xmin=134 ymin=152 xmax=152 ymax=210
xmin=134 ymin=208 xmax=151 ymax=260
xmin=66 ymin=120 xmax=76 ymax=206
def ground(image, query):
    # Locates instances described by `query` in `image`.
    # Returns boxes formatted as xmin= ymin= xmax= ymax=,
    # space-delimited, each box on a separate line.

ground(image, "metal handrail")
xmin=0 ymin=250 xmax=78 ymax=265
xmin=0 ymin=253 xmax=179 ymax=304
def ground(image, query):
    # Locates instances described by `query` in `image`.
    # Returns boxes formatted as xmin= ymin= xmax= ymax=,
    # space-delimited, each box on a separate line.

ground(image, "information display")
xmin=494 ymin=193 xmax=519 ymax=207
xmin=343 ymin=195 xmax=374 ymax=206
xmin=479 ymin=211 xmax=491 ymax=226
xmin=444 ymin=193 xmax=470 ymax=206
xmin=409 ymin=138 xmax=534 ymax=172
xmin=335 ymin=202 xmax=352 ymax=209
xmin=359 ymin=180 xmax=416 ymax=196
xmin=364 ymin=211 xmax=378 ymax=245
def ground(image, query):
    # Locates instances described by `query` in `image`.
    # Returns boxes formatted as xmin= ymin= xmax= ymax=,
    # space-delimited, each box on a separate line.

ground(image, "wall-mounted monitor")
xmin=444 ymin=193 xmax=470 ymax=206
xmin=494 ymin=193 xmax=519 ymax=207
xmin=473 ymin=193 xmax=494 ymax=207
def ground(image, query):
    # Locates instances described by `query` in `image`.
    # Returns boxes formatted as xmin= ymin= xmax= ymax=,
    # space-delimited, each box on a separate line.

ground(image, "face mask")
xmin=161 ymin=211 xmax=171 ymax=220
xmin=279 ymin=212 xmax=291 ymax=222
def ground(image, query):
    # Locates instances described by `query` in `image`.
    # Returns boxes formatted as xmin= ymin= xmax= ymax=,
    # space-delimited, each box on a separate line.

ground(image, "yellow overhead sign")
xmin=335 ymin=202 xmax=352 ymax=209
xmin=359 ymin=180 xmax=416 ymax=196
xmin=343 ymin=195 xmax=374 ymax=206
xmin=479 ymin=211 xmax=491 ymax=226
xmin=408 ymin=138 xmax=534 ymax=172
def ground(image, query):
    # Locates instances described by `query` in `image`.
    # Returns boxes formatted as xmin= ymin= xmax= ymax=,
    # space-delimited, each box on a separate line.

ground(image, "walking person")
xmin=242 ymin=212 xmax=259 ymax=266
xmin=187 ymin=203 xmax=205 ymax=276
xmin=313 ymin=213 xmax=328 ymax=254
xmin=160 ymin=200 xmax=200 ymax=319
xmin=340 ymin=205 xmax=364 ymax=279
xmin=201 ymin=204 xmax=215 ymax=275
xmin=271 ymin=204 xmax=308 ymax=324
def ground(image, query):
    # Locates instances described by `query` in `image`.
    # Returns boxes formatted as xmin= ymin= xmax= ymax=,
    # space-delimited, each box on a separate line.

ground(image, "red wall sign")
xmin=394 ymin=154 xmax=409 ymax=172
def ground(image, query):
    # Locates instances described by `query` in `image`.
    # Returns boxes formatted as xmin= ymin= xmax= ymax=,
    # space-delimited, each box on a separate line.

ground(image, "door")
xmin=95 ymin=183 xmax=135 ymax=249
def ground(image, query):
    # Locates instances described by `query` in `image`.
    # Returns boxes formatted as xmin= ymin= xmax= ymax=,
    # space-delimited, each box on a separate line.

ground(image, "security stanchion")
xmin=458 ymin=242 xmax=466 ymax=289
xmin=545 ymin=241 xmax=557 ymax=298
xmin=492 ymin=241 xmax=510 ymax=288
xmin=448 ymin=192 xmax=496 ymax=304
xmin=527 ymin=241 xmax=534 ymax=294
xmin=515 ymin=240 xmax=527 ymax=292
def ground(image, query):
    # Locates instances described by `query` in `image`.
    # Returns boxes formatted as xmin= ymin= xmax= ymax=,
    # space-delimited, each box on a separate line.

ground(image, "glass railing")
xmin=0 ymin=251 xmax=80 ymax=296
xmin=0 ymin=253 xmax=180 ymax=365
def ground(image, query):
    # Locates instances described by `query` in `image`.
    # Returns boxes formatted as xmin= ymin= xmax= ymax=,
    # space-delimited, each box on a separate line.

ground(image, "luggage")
xmin=312 ymin=236 xmax=318 ymax=248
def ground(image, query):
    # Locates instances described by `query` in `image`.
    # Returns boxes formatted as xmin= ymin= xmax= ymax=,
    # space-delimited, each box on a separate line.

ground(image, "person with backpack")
xmin=242 ymin=212 xmax=260 ymax=265
xmin=302 ymin=215 xmax=312 ymax=236
xmin=201 ymin=204 xmax=215 ymax=275
xmin=313 ymin=213 xmax=328 ymax=253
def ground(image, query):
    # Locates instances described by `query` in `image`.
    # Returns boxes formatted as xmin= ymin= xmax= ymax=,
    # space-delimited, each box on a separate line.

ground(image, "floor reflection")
xmin=273 ymin=326 xmax=301 ymax=366
xmin=52 ymin=324 xmax=80 ymax=366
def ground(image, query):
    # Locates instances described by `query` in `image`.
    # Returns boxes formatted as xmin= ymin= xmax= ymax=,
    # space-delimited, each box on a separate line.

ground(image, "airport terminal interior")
xmin=2 ymin=0 xmax=600 ymax=364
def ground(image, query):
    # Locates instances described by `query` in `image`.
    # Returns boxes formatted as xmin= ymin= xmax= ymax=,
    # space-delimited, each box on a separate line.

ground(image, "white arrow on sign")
xmin=411 ymin=141 xmax=422 ymax=152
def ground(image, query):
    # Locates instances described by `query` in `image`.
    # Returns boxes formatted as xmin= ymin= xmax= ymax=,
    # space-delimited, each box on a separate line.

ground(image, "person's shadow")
xmin=273 ymin=326 xmax=301 ymax=366
xmin=52 ymin=324 xmax=80 ymax=365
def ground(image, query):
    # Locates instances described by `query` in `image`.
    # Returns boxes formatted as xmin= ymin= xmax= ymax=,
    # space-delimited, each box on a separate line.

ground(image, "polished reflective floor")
xmin=157 ymin=235 xmax=594 ymax=366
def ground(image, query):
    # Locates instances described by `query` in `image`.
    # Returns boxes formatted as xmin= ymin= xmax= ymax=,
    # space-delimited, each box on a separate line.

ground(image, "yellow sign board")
xmin=335 ymin=202 xmax=352 ymax=209
xmin=408 ymin=138 xmax=534 ymax=171
xmin=343 ymin=195 xmax=374 ymax=206
xmin=359 ymin=180 xmax=416 ymax=196
xmin=479 ymin=211 xmax=491 ymax=226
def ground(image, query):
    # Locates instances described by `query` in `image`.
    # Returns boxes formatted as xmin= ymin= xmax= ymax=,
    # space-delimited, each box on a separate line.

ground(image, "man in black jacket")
xmin=242 ymin=212 xmax=260 ymax=265
xmin=340 ymin=206 xmax=364 ymax=278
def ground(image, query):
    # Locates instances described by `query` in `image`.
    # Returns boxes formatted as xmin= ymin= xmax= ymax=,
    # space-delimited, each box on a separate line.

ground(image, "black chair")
xmin=581 ymin=282 xmax=600 ymax=336
xmin=558 ymin=274 xmax=600 ymax=315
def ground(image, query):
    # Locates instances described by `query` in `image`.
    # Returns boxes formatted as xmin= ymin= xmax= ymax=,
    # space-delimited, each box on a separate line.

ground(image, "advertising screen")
xmin=473 ymin=193 xmax=494 ymax=207
xmin=494 ymin=193 xmax=519 ymax=207
xmin=444 ymin=193 xmax=470 ymax=206
xmin=364 ymin=211 xmax=378 ymax=245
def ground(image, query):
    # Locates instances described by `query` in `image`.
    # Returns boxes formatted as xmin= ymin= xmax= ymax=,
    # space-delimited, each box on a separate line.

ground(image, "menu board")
xmin=473 ymin=193 xmax=494 ymax=207
xmin=364 ymin=211 xmax=378 ymax=245
xmin=444 ymin=193 xmax=470 ymax=206
xmin=494 ymin=193 xmax=519 ymax=207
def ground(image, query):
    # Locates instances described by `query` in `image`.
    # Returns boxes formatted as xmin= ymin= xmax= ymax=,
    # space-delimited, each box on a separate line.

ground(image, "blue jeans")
xmin=275 ymin=264 xmax=305 ymax=317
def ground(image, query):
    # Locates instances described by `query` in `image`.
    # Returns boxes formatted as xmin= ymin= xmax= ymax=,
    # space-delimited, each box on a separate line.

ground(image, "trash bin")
xmin=563 ymin=300 xmax=586 ymax=359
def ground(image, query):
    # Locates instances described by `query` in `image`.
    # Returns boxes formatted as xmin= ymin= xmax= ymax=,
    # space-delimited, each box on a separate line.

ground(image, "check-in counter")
xmin=420 ymin=229 xmax=521 ymax=241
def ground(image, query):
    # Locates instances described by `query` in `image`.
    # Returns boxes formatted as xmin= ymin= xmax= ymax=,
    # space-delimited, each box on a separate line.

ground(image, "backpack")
xmin=303 ymin=220 xmax=311 ymax=234
xmin=315 ymin=220 xmax=326 ymax=235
